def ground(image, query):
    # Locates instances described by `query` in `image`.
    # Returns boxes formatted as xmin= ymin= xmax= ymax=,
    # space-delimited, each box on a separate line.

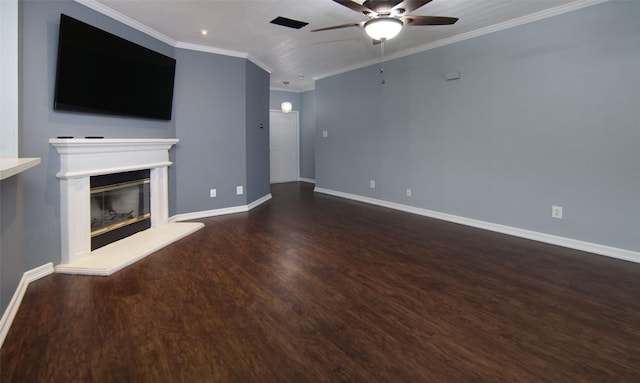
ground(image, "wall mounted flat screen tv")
xmin=54 ymin=14 xmax=176 ymax=120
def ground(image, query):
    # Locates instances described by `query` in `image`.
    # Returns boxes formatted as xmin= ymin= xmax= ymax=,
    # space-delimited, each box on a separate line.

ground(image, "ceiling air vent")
xmin=270 ymin=16 xmax=308 ymax=30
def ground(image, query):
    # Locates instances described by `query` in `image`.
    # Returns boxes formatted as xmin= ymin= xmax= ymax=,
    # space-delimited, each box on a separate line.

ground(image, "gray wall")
xmin=173 ymin=52 xmax=270 ymax=213
xmin=245 ymin=63 xmax=271 ymax=201
xmin=300 ymin=90 xmax=316 ymax=181
xmin=270 ymin=89 xmax=317 ymax=181
xmin=1 ymin=177 xmax=24 ymax=313
xmin=173 ymin=49 xmax=247 ymax=212
xmin=315 ymin=1 xmax=640 ymax=253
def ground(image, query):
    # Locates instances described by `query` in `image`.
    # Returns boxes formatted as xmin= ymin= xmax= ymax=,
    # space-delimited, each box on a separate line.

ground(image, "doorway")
xmin=269 ymin=110 xmax=299 ymax=184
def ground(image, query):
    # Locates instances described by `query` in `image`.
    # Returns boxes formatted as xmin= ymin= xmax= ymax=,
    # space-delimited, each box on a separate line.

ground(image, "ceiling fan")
xmin=311 ymin=0 xmax=458 ymax=42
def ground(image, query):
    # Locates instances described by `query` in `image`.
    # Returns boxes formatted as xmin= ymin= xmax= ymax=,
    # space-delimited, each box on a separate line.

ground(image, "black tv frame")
xmin=53 ymin=14 xmax=176 ymax=121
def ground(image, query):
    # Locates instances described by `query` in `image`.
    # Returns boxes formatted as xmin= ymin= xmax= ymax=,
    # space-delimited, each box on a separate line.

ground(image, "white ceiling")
xmin=84 ymin=0 xmax=602 ymax=91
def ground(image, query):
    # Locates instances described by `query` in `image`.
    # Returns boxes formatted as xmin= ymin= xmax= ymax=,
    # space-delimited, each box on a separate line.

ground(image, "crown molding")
xmin=314 ymin=0 xmax=609 ymax=81
xmin=246 ymin=54 xmax=273 ymax=74
xmin=74 ymin=0 xmax=177 ymax=46
xmin=173 ymin=41 xmax=246 ymax=59
xmin=174 ymin=41 xmax=273 ymax=73
xmin=269 ymin=86 xmax=316 ymax=93
xmin=173 ymin=42 xmax=272 ymax=73
xmin=74 ymin=0 xmax=272 ymax=73
xmin=75 ymin=0 xmax=607 ymax=86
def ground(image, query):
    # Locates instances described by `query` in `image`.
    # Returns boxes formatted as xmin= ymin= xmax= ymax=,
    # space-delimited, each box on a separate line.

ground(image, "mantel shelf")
xmin=50 ymin=138 xmax=178 ymax=179
xmin=0 ymin=158 xmax=41 ymax=180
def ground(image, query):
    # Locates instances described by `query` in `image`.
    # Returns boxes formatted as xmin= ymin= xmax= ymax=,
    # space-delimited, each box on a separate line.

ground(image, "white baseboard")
xmin=0 ymin=263 xmax=54 ymax=349
xmin=314 ymin=187 xmax=640 ymax=264
xmin=298 ymin=177 xmax=316 ymax=184
xmin=171 ymin=193 xmax=272 ymax=222
xmin=247 ymin=193 xmax=272 ymax=210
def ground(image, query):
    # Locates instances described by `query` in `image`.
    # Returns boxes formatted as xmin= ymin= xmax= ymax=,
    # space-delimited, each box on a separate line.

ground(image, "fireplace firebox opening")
xmin=90 ymin=169 xmax=151 ymax=250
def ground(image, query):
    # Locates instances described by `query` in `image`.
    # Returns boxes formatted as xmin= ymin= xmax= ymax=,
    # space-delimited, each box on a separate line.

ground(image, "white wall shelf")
xmin=0 ymin=158 xmax=40 ymax=180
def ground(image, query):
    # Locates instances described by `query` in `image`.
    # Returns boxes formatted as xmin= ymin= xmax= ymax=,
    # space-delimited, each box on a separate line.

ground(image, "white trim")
xmin=174 ymin=41 xmax=247 ymax=59
xmin=270 ymin=86 xmax=315 ymax=93
xmin=245 ymin=54 xmax=273 ymax=74
xmin=56 ymin=162 xmax=172 ymax=180
xmin=0 ymin=263 xmax=55 ymax=348
xmin=314 ymin=187 xmax=640 ymax=264
xmin=75 ymin=1 xmax=273 ymax=73
xmin=171 ymin=193 xmax=272 ymax=222
xmin=247 ymin=193 xmax=273 ymax=210
xmin=74 ymin=0 xmax=177 ymax=46
xmin=173 ymin=206 xmax=248 ymax=222
xmin=313 ymin=0 xmax=609 ymax=81
xmin=299 ymin=177 xmax=316 ymax=184
xmin=174 ymin=42 xmax=273 ymax=73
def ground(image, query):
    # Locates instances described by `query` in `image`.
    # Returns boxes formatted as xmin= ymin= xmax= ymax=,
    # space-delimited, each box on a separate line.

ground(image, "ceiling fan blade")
xmin=333 ymin=0 xmax=375 ymax=15
xmin=402 ymin=15 xmax=458 ymax=26
xmin=364 ymin=0 xmax=403 ymax=14
xmin=311 ymin=21 xmax=364 ymax=32
xmin=393 ymin=0 xmax=433 ymax=14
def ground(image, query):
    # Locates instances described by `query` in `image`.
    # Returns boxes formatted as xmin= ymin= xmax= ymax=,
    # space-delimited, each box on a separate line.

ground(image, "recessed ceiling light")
xmin=200 ymin=30 xmax=208 ymax=36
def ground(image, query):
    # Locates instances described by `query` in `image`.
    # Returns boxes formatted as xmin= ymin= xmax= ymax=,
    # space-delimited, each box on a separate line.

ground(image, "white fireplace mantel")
xmin=51 ymin=138 xmax=178 ymax=179
xmin=50 ymin=138 xmax=203 ymax=275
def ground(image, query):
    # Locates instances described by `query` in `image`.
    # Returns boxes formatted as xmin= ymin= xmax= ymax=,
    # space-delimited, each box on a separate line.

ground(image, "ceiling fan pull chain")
xmin=380 ymin=39 xmax=386 ymax=84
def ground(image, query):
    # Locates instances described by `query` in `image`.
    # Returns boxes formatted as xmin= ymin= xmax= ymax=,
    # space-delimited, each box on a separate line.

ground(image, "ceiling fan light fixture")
xmin=364 ymin=17 xmax=403 ymax=41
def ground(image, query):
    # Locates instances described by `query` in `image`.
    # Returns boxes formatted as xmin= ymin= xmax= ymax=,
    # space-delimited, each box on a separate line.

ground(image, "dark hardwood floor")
xmin=2 ymin=182 xmax=639 ymax=382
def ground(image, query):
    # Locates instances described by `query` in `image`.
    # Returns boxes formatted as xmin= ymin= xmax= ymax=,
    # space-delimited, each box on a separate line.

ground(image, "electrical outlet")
xmin=369 ymin=180 xmax=376 ymax=189
xmin=552 ymin=205 xmax=563 ymax=219
xmin=210 ymin=188 xmax=217 ymax=198
xmin=236 ymin=186 xmax=244 ymax=195
xmin=322 ymin=131 xmax=328 ymax=138
xmin=406 ymin=188 xmax=412 ymax=197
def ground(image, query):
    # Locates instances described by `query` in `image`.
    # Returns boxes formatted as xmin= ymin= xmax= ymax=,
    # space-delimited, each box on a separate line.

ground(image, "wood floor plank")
xmin=2 ymin=182 xmax=639 ymax=382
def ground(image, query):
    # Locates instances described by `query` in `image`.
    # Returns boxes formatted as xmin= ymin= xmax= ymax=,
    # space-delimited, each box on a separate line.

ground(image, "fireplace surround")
xmin=50 ymin=138 xmax=203 ymax=275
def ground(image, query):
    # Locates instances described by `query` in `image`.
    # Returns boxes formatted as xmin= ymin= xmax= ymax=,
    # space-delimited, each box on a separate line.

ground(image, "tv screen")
xmin=54 ymin=14 xmax=176 ymax=120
